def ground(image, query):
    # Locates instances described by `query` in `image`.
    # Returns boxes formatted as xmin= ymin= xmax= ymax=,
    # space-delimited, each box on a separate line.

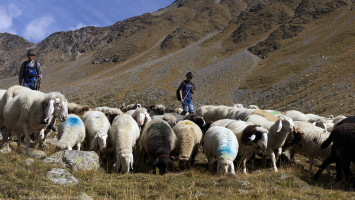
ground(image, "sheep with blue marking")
xmin=82 ymin=111 xmax=110 ymax=153
xmin=211 ymin=119 xmax=268 ymax=174
xmin=203 ymin=126 xmax=239 ymax=175
xmin=56 ymin=114 xmax=85 ymax=150
xmin=173 ymin=120 xmax=203 ymax=169
xmin=109 ymin=113 xmax=140 ymax=173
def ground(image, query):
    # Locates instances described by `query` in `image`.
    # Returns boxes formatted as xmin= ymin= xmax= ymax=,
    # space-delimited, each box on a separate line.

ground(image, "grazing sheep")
xmin=173 ymin=120 xmax=203 ymax=169
xmin=56 ymin=114 xmax=85 ymax=151
xmin=211 ymin=119 xmax=268 ymax=174
xmin=132 ymin=107 xmax=151 ymax=129
xmin=95 ymin=106 xmax=123 ymax=118
xmin=67 ymin=102 xmax=90 ymax=116
xmin=82 ymin=111 xmax=110 ymax=153
xmin=184 ymin=113 xmax=208 ymax=133
xmin=313 ymin=123 xmax=355 ymax=184
xmin=196 ymin=105 xmax=254 ymax=122
xmin=250 ymin=109 xmax=279 ymax=122
xmin=120 ymin=103 xmax=141 ymax=112
xmin=148 ymin=104 xmax=166 ymax=116
xmin=203 ymin=126 xmax=238 ymax=175
xmin=139 ymin=119 xmax=176 ymax=175
xmin=3 ymin=87 xmax=68 ymax=156
xmin=109 ymin=113 xmax=140 ymax=173
xmin=245 ymin=114 xmax=275 ymax=130
xmin=291 ymin=121 xmax=331 ymax=172
xmin=266 ymin=116 xmax=295 ymax=172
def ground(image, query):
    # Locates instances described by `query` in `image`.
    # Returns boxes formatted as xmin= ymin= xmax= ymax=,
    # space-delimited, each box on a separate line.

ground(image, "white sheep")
xmin=196 ymin=105 xmax=254 ymax=122
xmin=95 ymin=106 xmax=123 ymax=116
xmin=203 ymin=126 xmax=238 ymax=175
xmin=245 ymin=114 xmax=275 ymax=130
xmin=67 ymin=102 xmax=90 ymax=116
xmin=266 ymin=116 xmax=295 ymax=172
xmin=109 ymin=113 xmax=140 ymax=173
xmin=3 ymin=87 xmax=68 ymax=156
xmin=173 ymin=120 xmax=203 ymax=169
xmin=56 ymin=114 xmax=85 ymax=150
xmin=131 ymin=107 xmax=151 ymax=129
xmin=139 ymin=119 xmax=176 ymax=175
xmin=211 ymin=119 xmax=268 ymax=174
xmin=82 ymin=111 xmax=110 ymax=153
xmin=292 ymin=121 xmax=331 ymax=172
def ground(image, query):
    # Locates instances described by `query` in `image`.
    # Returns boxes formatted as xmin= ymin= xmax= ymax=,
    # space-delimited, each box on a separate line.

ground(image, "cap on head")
xmin=186 ymin=72 xmax=193 ymax=78
xmin=27 ymin=49 xmax=36 ymax=56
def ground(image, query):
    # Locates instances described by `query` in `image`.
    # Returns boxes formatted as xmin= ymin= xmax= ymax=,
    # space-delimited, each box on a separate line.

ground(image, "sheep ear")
xmin=153 ymin=157 xmax=159 ymax=166
xmin=145 ymin=112 xmax=151 ymax=123
xmin=44 ymin=99 xmax=55 ymax=120
xmin=276 ymin=119 xmax=282 ymax=132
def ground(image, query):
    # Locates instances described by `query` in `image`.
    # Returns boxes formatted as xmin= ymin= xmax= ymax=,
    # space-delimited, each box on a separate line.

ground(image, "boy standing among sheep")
xmin=178 ymin=72 xmax=195 ymax=116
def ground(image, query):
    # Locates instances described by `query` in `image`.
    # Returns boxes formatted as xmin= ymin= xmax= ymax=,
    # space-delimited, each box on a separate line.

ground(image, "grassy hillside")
xmin=0 ymin=142 xmax=354 ymax=199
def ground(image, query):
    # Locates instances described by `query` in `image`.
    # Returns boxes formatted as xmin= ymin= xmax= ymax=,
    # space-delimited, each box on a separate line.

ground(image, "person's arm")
xmin=179 ymin=89 xmax=183 ymax=103
xmin=19 ymin=62 xmax=25 ymax=85
xmin=36 ymin=62 xmax=42 ymax=89
xmin=191 ymin=82 xmax=195 ymax=94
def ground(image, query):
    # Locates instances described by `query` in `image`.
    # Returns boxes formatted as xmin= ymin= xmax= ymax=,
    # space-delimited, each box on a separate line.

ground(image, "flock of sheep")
xmin=0 ymin=85 xmax=354 ymax=186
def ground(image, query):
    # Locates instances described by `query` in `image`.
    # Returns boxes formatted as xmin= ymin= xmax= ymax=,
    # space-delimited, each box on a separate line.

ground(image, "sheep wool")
xmin=56 ymin=114 xmax=85 ymax=151
xmin=109 ymin=113 xmax=140 ymax=173
xmin=82 ymin=111 xmax=110 ymax=153
xmin=204 ymin=126 xmax=238 ymax=175
xmin=173 ymin=120 xmax=203 ymax=169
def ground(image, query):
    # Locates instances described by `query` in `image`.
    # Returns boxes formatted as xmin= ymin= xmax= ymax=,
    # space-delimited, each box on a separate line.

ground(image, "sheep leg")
xmin=77 ymin=143 xmax=81 ymax=151
xmin=22 ymin=123 xmax=30 ymax=156
xmin=309 ymin=157 xmax=314 ymax=172
xmin=230 ymin=161 xmax=235 ymax=175
xmin=267 ymin=149 xmax=278 ymax=172
xmin=335 ymin=159 xmax=343 ymax=181
xmin=242 ymin=153 xmax=254 ymax=174
xmin=342 ymin=160 xmax=353 ymax=183
xmin=207 ymin=154 xmax=213 ymax=173
xmin=313 ymin=154 xmax=337 ymax=180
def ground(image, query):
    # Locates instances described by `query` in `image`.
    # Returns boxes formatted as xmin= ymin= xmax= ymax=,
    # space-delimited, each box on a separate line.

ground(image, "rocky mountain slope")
xmin=0 ymin=0 xmax=353 ymax=116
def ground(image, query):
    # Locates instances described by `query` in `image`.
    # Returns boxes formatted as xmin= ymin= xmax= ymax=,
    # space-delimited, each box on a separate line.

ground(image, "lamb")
xmin=82 ymin=111 xmax=110 ymax=153
xmin=203 ymin=126 xmax=238 ymax=175
xmin=211 ymin=119 xmax=268 ymax=174
xmin=56 ymin=114 xmax=85 ymax=151
xmin=313 ymin=123 xmax=355 ymax=184
xmin=139 ymin=119 xmax=176 ymax=175
xmin=2 ymin=87 xmax=68 ymax=156
xmin=131 ymin=107 xmax=151 ymax=129
xmin=173 ymin=120 xmax=203 ymax=169
xmin=266 ymin=116 xmax=295 ymax=172
xmin=109 ymin=113 xmax=140 ymax=173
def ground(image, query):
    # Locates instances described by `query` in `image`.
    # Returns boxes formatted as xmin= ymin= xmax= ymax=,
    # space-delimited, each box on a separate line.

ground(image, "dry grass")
xmin=0 ymin=142 xmax=354 ymax=199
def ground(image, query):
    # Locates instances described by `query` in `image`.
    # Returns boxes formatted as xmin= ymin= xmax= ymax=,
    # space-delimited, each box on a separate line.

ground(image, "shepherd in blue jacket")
xmin=178 ymin=72 xmax=195 ymax=116
xmin=19 ymin=49 xmax=42 ymax=90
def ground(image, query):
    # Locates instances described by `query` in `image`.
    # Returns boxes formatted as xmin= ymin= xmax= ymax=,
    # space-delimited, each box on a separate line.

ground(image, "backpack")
xmin=176 ymin=88 xmax=181 ymax=101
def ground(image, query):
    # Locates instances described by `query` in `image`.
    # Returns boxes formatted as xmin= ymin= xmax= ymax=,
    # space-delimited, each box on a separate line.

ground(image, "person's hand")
xmin=181 ymin=99 xmax=184 ymax=104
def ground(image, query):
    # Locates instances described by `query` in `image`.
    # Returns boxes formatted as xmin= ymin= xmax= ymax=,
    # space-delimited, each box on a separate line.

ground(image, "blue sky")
xmin=0 ymin=0 xmax=174 ymax=43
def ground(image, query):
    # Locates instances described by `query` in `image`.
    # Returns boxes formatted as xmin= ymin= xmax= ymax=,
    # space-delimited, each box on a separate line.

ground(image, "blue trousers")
xmin=181 ymin=101 xmax=194 ymax=116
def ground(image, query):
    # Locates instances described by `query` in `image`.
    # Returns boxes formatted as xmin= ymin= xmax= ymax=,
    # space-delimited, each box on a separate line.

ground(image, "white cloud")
xmin=23 ymin=16 xmax=55 ymax=42
xmin=69 ymin=23 xmax=87 ymax=31
xmin=0 ymin=4 xmax=21 ymax=34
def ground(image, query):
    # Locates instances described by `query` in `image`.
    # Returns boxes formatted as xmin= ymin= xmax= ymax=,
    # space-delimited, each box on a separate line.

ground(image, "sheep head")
xmin=118 ymin=153 xmax=134 ymax=174
xmin=44 ymin=93 xmax=68 ymax=123
xmin=152 ymin=154 xmax=171 ymax=175
xmin=242 ymin=125 xmax=268 ymax=150
xmin=91 ymin=132 xmax=108 ymax=152
xmin=276 ymin=117 xmax=295 ymax=133
xmin=217 ymin=159 xmax=234 ymax=175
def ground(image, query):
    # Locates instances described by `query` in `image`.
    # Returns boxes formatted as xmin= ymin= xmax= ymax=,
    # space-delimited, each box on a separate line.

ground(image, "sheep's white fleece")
xmin=204 ymin=126 xmax=238 ymax=175
xmin=56 ymin=114 xmax=85 ymax=150
xmin=109 ymin=113 xmax=140 ymax=173
xmin=82 ymin=111 xmax=110 ymax=152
